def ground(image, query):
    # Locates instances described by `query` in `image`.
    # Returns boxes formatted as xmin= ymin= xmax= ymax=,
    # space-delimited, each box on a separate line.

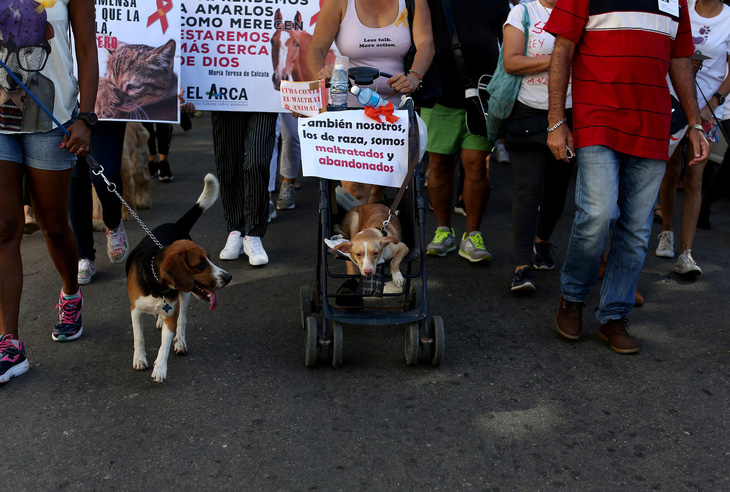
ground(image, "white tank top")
xmin=334 ymin=0 xmax=412 ymax=106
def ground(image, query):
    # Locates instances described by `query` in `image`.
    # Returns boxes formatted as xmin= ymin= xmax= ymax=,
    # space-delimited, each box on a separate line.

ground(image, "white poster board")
xmin=299 ymin=110 xmax=409 ymax=188
xmin=95 ymin=0 xmax=181 ymax=123
xmin=280 ymin=80 xmax=326 ymax=116
xmin=179 ymin=1 xmax=336 ymax=112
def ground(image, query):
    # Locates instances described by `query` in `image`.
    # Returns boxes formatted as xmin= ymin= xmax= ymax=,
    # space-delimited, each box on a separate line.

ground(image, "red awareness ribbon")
xmin=147 ymin=0 xmax=173 ymax=34
xmin=364 ymin=101 xmax=400 ymax=124
xmin=310 ymin=0 xmax=326 ymax=26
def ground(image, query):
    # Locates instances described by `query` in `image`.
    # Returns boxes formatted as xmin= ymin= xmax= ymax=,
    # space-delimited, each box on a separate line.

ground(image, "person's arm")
xmin=546 ymin=35 xmax=575 ymax=162
xmin=502 ymin=24 xmax=550 ymax=75
xmin=66 ymin=0 xmax=98 ymax=155
xmin=388 ymin=0 xmax=434 ymax=94
xmin=306 ymin=0 xmax=345 ymax=81
xmin=669 ymin=56 xmax=710 ymax=166
xmin=700 ymin=55 xmax=730 ymax=122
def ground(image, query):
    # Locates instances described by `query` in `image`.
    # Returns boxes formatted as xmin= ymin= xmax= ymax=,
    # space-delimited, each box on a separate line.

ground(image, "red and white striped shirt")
xmin=546 ymin=0 xmax=695 ymax=160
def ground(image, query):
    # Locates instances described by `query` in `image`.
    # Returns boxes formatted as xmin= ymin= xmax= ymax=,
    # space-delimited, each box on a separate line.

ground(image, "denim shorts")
xmin=0 ymin=122 xmax=77 ymax=170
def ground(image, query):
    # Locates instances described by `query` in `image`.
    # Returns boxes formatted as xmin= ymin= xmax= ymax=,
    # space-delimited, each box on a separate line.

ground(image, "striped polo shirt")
xmin=545 ymin=0 xmax=695 ymax=160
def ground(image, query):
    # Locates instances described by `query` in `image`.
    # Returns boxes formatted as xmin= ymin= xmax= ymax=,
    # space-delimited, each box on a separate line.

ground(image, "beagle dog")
xmin=126 ymin=174 xmax=231 ymax=383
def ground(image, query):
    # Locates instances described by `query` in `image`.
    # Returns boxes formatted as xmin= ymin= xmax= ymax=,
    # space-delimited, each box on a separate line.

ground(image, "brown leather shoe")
xmin=556 ymin=296 xmax=583 ymax=340
xmin=634 ymin=290 xmax=644 ymax=307
xmin=599 ymin=318 xmax=639 ymax=354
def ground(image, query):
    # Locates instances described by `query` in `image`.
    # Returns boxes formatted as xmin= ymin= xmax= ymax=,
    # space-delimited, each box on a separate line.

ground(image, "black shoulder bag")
xmin=440 ymin=0 xmax=488 ymax=137
xmin=404 ymin=0 xmax=442 ymax=108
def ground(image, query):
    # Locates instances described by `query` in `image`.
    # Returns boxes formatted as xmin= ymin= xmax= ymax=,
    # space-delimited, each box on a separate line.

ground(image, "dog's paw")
xmin=156 ymin=316 xmax=164 ymax=330
xmin=174 ymin=337 xmax=187 ymax=355
xmin=151 ymin=364 xmax=167 ymax=383
xmin=392 ymin=271 xmax=404 ymax=288
xmin=132 ymin=354 xmax=149 ymax=371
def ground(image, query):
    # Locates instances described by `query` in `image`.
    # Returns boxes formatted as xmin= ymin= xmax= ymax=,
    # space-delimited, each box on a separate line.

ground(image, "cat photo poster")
xmin=180 ymin=1 xmax=337 ymax=113
xmin=94 ymin=0 xmax=181 ymax=123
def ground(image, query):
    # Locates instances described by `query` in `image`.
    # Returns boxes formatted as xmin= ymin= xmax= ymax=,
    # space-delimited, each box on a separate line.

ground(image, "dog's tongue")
xmin=205 ymin=287 xmax=219 ymax=311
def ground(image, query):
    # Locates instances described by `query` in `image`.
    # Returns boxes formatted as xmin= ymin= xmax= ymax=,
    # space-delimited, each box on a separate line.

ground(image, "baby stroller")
xmin=299 ymin=67 xmax=444 ymax=368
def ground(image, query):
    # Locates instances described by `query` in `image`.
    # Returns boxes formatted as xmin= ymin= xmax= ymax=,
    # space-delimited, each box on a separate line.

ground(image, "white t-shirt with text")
xmin=505 ymin=1 xmax=571 ymax=110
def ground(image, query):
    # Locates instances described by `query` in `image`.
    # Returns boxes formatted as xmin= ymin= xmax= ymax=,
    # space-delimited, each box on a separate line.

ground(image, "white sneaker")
xmin=219 ymin=231 xmax=243 ymax=260
xmin=243 ymin=235 xmax=269 ymax=266
xmin=655 ymin=231 xmax=674 ymax=258
xmin=674 ymin=249 xmax=702 ymax=276
xmin=106 ymin=221 xmax=130 ymax=264
xmin=77 ymin=258 xmax=97 ymax=285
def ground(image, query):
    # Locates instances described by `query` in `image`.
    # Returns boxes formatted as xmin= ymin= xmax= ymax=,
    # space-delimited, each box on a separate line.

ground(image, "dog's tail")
xmin=175 ymin=173 xmax=220 ymax=234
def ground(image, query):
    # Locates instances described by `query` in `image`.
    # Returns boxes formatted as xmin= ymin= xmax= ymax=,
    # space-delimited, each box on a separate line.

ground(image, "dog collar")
xmin=150 ymin=257 xmax=174 ymax=312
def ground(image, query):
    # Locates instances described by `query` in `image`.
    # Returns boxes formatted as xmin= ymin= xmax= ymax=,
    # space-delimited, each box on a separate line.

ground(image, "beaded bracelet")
xmin=547 ymin=118 xmax=567 ymax=133
xmin=407 ymin=70 xmax=423 ymax=89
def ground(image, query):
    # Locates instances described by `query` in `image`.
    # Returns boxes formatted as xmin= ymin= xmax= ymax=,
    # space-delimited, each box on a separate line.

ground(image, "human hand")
xmin=388 ymin=72 xmax=419 ymax=94
xmin=62 ymin=120 xmax=91 ymax=156
xmin=687 ymin=128 xmax=710 ymax=166
xmin=178 ymin=89 xmax=197 ymax=113
xmin=547 ymin=123 xmax=574 ymax=162
xmin=317 ymin=64 xmax=333 ymax=81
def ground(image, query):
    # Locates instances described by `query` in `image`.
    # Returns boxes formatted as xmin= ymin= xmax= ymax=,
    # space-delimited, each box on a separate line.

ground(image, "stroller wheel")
xmin=305 ymin=316 xmax=318 ymax=367
xmin=331 ymin=322 xmax=344 ymax=368
xmin=404 ymin=322 xmax=419 ymax=366
xmin=430 ymin=316 xmax=445 ymax=366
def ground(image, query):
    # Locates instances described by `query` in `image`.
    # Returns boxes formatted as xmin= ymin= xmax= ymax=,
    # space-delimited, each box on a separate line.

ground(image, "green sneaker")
xmin=459 ymin=231 xmax=492 ymax=263
xmin=426 ymin=226 xmax=456 ymax=257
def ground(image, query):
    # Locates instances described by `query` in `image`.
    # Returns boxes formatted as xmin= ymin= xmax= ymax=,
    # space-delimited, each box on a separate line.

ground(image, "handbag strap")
xmin=440 ymin=0 xmax=472 ymax=90
xmin=405 ymin=0 xmax=415 ymax=42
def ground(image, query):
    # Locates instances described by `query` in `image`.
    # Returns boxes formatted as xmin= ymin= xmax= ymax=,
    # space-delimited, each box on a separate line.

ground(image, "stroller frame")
xmin=300 ymin=98 xmax=445 ymax=367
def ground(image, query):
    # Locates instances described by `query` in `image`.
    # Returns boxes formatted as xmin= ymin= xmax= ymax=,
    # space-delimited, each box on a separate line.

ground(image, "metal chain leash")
xmin=88 ymin=155 xmax=164 ymax=251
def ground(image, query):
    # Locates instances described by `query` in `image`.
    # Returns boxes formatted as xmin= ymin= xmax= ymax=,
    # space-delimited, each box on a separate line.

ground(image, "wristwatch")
xmin=77 ymin=111 xmax=98 ymax=127
xmin=712 ymin=93 xmax=726 ymax=105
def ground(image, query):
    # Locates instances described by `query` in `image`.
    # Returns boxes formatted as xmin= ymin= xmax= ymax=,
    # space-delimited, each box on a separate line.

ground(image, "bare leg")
xmin=342 ymin=181 xmax=371 ymax=204
xmin=461 ymin=148 xmax=490 ymax=233
xmin=427 ymin=152 xmax=457 ymax=227
xmin=0 ymin=162 xmax=25 ymax=338
xmin=679 ymin=140 xmax=710 ymax=252
xmin=27 ymin=167 xmax=79 ymax=296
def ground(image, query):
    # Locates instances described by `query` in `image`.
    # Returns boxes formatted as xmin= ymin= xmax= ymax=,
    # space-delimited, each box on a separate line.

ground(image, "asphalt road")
xmin=6 ymin=114 xmax=730 ymax=490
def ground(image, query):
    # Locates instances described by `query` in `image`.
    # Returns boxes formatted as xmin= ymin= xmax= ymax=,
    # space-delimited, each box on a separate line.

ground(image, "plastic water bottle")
xmin=350 ymin=86 xmax=386 ymax=108
xmin=328 ymin=64 xmax=349 ymax=111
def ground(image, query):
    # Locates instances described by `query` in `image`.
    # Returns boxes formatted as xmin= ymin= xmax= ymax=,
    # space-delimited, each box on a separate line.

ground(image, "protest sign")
xmin=299 ymin=110 xmax=409 ymax=188
xmin=180 ymin=1 xmax=336 ymax=112
xmin=281 ymin=80 xmax=326 ymax=116
xmin=95 ymin=0 xmax=181 ymax=123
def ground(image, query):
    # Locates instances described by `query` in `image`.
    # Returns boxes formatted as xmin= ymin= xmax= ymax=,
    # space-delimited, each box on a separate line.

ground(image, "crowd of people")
xmin=1 ymin=0 xmax=728 ymax=384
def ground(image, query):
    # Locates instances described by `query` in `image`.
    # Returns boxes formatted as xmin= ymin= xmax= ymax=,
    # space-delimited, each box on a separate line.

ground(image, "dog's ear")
xmin=159 ymin=251 xmax=195 ymax=292
xmin=333 ymin=241 xmax=353 ymax=254
xmin=379 ymin=236 xmax=399 ymax=246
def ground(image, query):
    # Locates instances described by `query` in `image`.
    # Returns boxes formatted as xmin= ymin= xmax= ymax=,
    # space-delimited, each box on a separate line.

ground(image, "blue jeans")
xmin=560 ymin=146 xmax=665 ymax=323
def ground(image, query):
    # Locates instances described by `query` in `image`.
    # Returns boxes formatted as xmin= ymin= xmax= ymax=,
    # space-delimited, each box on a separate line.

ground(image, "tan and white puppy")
xmin=333 ymin=203 xmax=409 ymax=287
xmin=125 ymin=174 xmax=231 ymax=383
